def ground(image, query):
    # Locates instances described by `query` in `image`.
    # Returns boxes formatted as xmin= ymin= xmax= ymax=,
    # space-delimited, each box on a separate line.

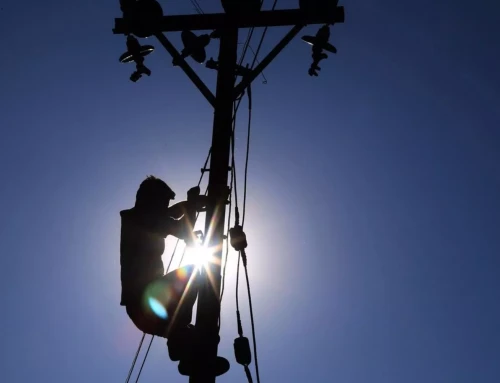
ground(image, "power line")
xmin=243 ymin=252 xmax=260 ymax=383
xmin=246 ymin=45 xmax=268 ymax=84
xmin=240 ymin=83 xmax=261 ymax=383
xmin=190 ymin=0 xmax=204 ymax=14
xmin=242 ymin=84 xmax=252 ymax=227
xmin=231 ymin=76 xmax=261 ymax=383
xmin=134 ymin=335 xmax=155 ymax=383
xmin=125 ymin=333 xmax=146 ymax=383
xmin=251 ymin=0 xmax=279 ymax=70
xmin=219 ymin=140 xmax=235 ymax=305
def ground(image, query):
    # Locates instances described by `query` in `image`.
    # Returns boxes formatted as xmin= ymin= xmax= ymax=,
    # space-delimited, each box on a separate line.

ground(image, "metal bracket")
xmin=154 ymin=33 xmax=216 ymax=108
xmin=233 ymin=25 xmax=304 ymax=99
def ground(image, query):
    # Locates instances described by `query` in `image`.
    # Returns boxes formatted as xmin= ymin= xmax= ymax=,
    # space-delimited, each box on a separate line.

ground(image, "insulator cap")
xmin=230 ymin=225 xmax=248 ymax=251
xmin=234 ymin=336 xmax=252 ymax=366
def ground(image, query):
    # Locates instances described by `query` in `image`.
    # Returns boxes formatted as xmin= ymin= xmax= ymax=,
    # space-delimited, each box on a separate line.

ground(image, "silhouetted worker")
xmin=120 ymin=176 xmax=206 ymax=364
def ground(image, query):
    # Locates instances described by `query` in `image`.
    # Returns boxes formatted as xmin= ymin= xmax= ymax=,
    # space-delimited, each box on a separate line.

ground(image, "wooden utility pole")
xmin=113 ymin=2 xmax=344 ymax=382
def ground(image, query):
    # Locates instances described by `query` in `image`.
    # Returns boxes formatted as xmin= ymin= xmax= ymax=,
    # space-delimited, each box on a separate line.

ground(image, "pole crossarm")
xmin=155 ymin=33 xmax=216 ymax=107
xmin=234 ymin=24 xmax=304 ymax=99
xmin=113 ymin=7 xmax=345 ymax=35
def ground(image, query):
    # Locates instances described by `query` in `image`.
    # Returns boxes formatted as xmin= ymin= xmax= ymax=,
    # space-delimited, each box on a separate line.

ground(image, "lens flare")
xmin=182 ymin=245 xmax=218 ymax=270
xmin=148 ymin=297 xmax=168 ymax=319
xmin=175 ymin=267 xmax=188 ymax=281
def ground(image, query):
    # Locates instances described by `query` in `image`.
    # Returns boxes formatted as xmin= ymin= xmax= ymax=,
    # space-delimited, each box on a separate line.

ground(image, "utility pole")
xmin=113 ymin=1 xmax=345 ymax=382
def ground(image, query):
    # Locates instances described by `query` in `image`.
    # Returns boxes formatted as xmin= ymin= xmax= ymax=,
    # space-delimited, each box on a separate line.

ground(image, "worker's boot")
xmin=167 ymin=324 xmax=195 ymax=362
xmin=178 ymin=356 xmax=230 ymax=377
xmin=175 ymin=330 xmax=230 ymax=377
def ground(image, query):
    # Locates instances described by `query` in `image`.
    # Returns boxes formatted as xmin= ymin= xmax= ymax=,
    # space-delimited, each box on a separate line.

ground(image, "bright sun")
xmin=182 ymin=245 xmax=217 ymax=269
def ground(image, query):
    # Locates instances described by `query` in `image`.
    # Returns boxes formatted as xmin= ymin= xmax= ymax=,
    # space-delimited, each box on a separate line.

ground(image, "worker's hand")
xmin=194 ymin=195 xmax=210 ymax=212
xmin=187 ymin=186 xmax=209 ymax=212
xmin=187 ymin=186 xmax=201 ymax=201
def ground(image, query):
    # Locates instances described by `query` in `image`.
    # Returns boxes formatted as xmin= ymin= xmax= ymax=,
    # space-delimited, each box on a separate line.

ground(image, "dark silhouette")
xmin=206 ymin=58 xmax=252 ymax=78
xmin=173 ymin=30 xmax=221 ymax=66
xmin=120 ymin=176 xmax=229 ymax=376
xmin=301 ymin=25 xmax=337 ymax=77
xmin=119 ymin=35 xmax=154 ymax=82
xmin=299 ymin=0 xmax=339 ymax=16
xmin=174 ymin=30 xmax=211 ymax=66
xmin=120 ymin=0 xmax=164 ymax=38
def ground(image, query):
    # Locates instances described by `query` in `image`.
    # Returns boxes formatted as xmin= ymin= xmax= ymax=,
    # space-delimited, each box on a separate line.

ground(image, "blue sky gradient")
xmin=0 ymin=0 xmax=499 ymax=382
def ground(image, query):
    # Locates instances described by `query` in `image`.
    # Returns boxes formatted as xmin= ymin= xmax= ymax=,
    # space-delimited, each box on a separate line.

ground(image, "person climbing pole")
xmin=120 ymin=175 xmax=230 ymax=376
xmin=119 ymin=176 xmax=206 ymax=357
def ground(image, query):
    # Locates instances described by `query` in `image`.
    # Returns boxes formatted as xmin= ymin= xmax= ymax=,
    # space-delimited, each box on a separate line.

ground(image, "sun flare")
xmin=182 ymin=245 xmax=218 ymax=270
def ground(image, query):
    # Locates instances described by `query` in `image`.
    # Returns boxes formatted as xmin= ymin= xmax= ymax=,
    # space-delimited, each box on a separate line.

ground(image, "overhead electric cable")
xmin=190 ymin=0 xmax=204 ymax=14
xmin=250 ymin=0 xmax=279 ymax=71
xmin=125 ymin=333 xmax=146 ymax=383
xmin=134 ymin=335 xmax=155 ymax=383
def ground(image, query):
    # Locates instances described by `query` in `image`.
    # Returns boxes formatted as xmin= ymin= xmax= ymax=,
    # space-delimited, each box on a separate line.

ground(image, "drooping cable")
xmin=231 ymin=102 xmax=240 ymax=214
xmin=242 ymin=249 xmax=260 ymax=383
xmin=125 ymin=333 xmax=146 ymax=383
xmin=235 ymin=252 xmax=242 ymax=328
xmin=247 ymin=45 xmax=268 ymax=84
xmin=235 ymin=251 xmax=257 ymax=383
xmin=250 ymin=0 xmax=279 ymax=71
xmin=232 ymin=80 xmax=261 ymax=383
xmin=239 ymin=28 xmax=255 ymax=67
xmin=220 ymin=143 xmax=235 ymax=305
xmin=190 ymin=0 xmax=204 ymax=14
xmin=242 ymin=83 xmax=252 ymax=227
xmin=219 ymin=141 xmax=235 ymax=330
xmin=134 ymin=335 xmax=155 ymax=383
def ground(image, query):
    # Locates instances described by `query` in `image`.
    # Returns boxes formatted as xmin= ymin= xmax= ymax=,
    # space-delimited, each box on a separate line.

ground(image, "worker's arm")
xmin=168 ymin=187 xmax=209 ymax=218
xmin=168 ymin=201 xmax=192 ymax=219
xmin=167 ymin=205 xmax=197 ymax=240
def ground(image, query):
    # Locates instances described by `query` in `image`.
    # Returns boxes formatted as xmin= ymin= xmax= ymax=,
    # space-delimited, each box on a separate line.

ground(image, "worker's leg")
xmin=125 ymin=265 xmax=199 ymax=338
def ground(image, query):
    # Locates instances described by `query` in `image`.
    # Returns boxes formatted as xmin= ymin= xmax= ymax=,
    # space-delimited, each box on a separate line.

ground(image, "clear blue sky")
xmin=0 ymin=0 xmax=499 ymax=382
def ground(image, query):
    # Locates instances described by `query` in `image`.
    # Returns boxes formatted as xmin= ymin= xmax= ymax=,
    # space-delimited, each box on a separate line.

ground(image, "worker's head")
xmin=136 ymin=175 xmax=175 ymax=210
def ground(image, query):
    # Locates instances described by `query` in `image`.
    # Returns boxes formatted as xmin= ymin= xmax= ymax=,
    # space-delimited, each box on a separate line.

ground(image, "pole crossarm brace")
xmin=234 ymin=24 xmax=304 ymax=99
xmin=113 ymin=7 xmax=345 ymax=35
xmin=155 ymin=33 xmax=216 ymax=107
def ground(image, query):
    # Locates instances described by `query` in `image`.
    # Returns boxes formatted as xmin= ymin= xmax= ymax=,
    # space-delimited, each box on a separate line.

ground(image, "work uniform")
xmin=120 ymin=207 xmax=197 ymax=338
